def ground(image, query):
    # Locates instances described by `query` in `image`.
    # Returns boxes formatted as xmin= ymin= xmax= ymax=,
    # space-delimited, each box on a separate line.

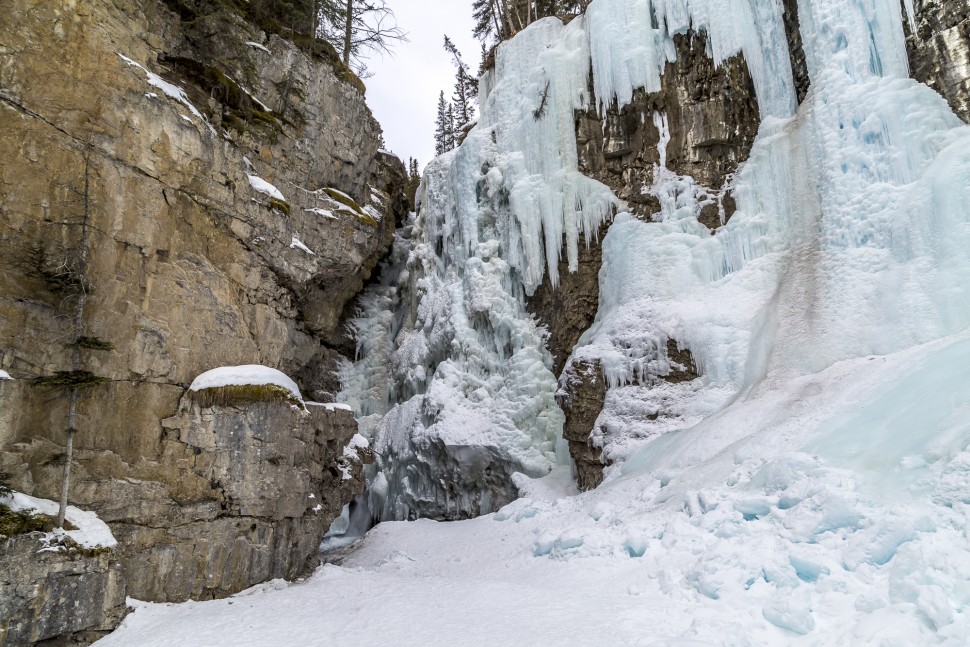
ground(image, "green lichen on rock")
xmin=66 ymin=336 xmax=115 ymax=351
xmin=269 ymin=198 xmax=291 ymax=214
xmin=0 ymin=506 xmax=52 ymax=538
xmin=189 ymin=383 xmax=301 ymax=408
xmin=32 ymin=371 xmax=108 ymax=389
xmin=322 ymin=188 xmax=378 ymax=226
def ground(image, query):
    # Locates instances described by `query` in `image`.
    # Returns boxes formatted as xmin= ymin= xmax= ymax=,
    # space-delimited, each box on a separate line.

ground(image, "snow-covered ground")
xmin=97 ymin=334 xmax=970 ymax=645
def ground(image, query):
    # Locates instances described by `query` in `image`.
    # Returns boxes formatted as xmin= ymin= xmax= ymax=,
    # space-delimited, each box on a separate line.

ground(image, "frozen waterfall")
xmin=335 ymin=0 xmax=970 ymax=539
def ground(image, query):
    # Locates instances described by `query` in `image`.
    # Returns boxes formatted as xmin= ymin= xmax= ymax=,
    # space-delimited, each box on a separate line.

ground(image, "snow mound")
xmin=247 ymin=175 xmax=286 ymax=202
xmin=189 ymin=365 xmax=303 ymax=403
xmin=3 ymin=491 xmax=117 ymax=549
xmin=0 ymin=370 xmax=12 ymax=380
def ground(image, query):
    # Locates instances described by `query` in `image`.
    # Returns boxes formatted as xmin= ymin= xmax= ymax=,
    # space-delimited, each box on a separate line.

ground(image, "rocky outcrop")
xmin=0 ymin=0 xmax=403 ymax=640
xmin=904 ymin=0 xmax=970 ymax=122
xmin=0 ymin=534 xmax=127 ymax=646
xmin=529 ymin=31 xmax=760 ymax=485
xmin=556 ymin=361 xmax=608 ymax=490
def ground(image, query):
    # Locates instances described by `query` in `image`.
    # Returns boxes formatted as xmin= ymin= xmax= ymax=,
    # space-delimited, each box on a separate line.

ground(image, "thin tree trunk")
xmin=56 ymin=408 xmax=76 ymax=529
xmin=56 ymin=154 xmax=91 ymax=530
xmin=343 ymin=0 xmax=353 ymax=65
xmin=490 ymin=0 xmax=503 ymax=40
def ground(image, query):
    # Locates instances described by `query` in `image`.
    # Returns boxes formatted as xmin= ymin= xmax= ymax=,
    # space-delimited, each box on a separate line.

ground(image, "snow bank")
xmin=3 ymin=491 xmax=116 ymax=549
xmin=0 ymin=370 xmax=12 ymax=380
xmin=247 ymin=175 xmax=286 ymax=202
xmin=189 ymin=365 xmax=303 ymax=403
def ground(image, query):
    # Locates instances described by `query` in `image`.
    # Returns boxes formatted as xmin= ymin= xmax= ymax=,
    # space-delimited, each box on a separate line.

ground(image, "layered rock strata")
xmin=0 ymin=0 xmax=402 ymax=640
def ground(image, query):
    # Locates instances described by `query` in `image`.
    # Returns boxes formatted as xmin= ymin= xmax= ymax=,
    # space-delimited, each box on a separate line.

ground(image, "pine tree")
xmin=443 ymin=35 xmax=477 ymax=135
xmin=434 ymin=90 xmax=451 ymax=155
xmin=405 ymin=157 xmax=422 ymax=206
xmin=445 ymin=102 xmax=456 ymax=151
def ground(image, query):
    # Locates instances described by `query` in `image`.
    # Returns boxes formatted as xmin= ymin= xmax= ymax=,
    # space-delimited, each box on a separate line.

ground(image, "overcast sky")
xmin=362 ymin=0 xmax=480 ymax=171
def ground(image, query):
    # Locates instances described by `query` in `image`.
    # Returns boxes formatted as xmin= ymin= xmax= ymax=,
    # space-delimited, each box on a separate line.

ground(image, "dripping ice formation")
xmin=338 ymin=17 xmax=617 ymax=523
xmin=339 ymin=0 xmax=970 ymax=530
xmin=101 ymin=0 xmax=970 ymax=644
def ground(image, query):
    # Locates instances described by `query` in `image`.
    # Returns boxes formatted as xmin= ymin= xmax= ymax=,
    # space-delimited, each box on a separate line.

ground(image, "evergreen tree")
xmin=471 ymin=0 xmax=593 ymax=44
xmin=443 ymin=36 xmax=477 ymax=134
xmin=434 ymin=91 xmax=451 ymax=156
xmin=405 ymin=157 xmax=422 ymax=206
xmin=446 ymin=102 xmax=456 ymax=151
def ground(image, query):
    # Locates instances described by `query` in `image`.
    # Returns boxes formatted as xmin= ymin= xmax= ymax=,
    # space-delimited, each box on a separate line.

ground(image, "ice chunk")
xmin=762 ymin=594 xmax=815 ymax=635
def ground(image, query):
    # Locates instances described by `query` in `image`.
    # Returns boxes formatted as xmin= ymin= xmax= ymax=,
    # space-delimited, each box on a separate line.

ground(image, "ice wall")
xmin=587 ymin=0 xmax=798 ymax=118
xmin=338 ymin=0 xmax=969 ymax=529
xmin=337 ymin=17 xmax=617 ymax=523
xmin=575 ymin=0 xmax=970 ymax=468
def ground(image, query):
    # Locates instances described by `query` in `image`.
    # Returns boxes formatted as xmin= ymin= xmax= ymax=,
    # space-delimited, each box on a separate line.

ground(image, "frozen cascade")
xmin=573 ymin=0 xmax=970 ymax=468
xmin=336 ymin=17 xmax=618 ymax=525
xmin=586 ymin=0 xmax=798 ymax=118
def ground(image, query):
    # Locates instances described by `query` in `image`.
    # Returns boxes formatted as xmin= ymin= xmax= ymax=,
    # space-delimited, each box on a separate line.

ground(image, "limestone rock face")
xmin=0 ymin=534 xmax=127 ymax=646
xmin=529 ymin=32 xmax=761 ymax=485
xmin=905 ymin=0 xmax=970 ymax=122
xmin=0 ymin=0 xmax=401 ymax=639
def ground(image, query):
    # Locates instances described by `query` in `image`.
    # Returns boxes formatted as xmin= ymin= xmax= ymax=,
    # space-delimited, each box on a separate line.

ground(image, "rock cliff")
xmin=905 ymin=0 xmax=970 ymax=123
xmin=0 ymin=0 xmax=403 ymax=642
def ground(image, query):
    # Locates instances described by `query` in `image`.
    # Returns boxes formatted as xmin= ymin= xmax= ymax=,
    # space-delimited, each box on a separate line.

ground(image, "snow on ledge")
xmin=245 ymin=41 xmax=270 ymax=53
xmin=304 ymin=208 xmax=337 ymax=220
xmin=117 ymin=53 xmax=214 ymax=134
xmin=3 ymin=491 xmax=117 ymax=549
xmin=290 ymin=236 xmax=315 ymax=255
xmin=247 ymin=175 xmax=286 ymax=202
xmin=306 ymin=401 xmax=353 ymax=412
xmin=339 ymin=434 xmax=369 ymax=479
xmin=190 ymin=365 xmax=303 ymax=403
xmin=0 ymin=370 xmax=12 ymax=380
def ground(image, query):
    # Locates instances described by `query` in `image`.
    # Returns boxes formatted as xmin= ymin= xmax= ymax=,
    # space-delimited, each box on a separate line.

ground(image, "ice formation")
xmin=339 ymin=17 xmax=618 ymax=523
